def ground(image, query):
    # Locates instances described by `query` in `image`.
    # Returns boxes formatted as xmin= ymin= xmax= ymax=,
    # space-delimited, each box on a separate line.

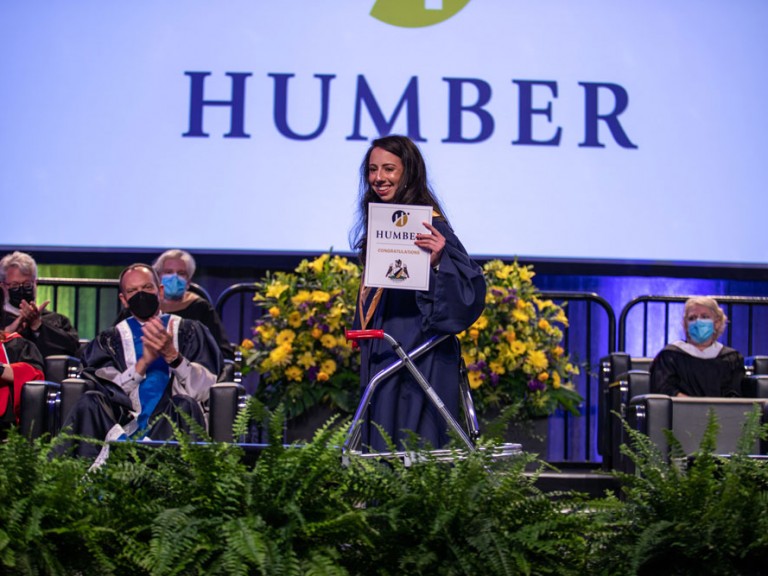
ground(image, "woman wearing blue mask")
xmin=650 ymin=296 xmax=744 ymax=397
xmin=154 ymin=250 xmax=234 ymax=362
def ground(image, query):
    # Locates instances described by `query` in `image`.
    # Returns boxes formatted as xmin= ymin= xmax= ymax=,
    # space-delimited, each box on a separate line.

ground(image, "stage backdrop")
xmin=2 ymin=1 xmax=767 ymax=266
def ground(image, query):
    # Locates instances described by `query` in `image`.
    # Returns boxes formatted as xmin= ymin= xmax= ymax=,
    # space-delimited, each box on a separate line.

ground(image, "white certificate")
xmin=364 ymin=203 xmax=433 ymax=291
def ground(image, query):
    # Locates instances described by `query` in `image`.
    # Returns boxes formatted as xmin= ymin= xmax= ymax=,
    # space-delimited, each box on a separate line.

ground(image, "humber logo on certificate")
xmin=365 ymin=203 xmax=433 ymax=291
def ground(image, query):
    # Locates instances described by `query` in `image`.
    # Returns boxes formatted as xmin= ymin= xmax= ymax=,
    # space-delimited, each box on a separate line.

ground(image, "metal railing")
xmin=215 ymin=285 xmax=616 ymax=463
xmin=36 ymin=278 xmax=212 ymax=341
xmin=618 ymin=295 xmax=768 ymax=358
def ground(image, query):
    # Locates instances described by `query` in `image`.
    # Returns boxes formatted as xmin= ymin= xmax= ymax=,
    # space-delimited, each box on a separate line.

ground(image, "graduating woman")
xmin=350 ymin=135 xmax=486 ymax=451
xmin=650 ymin=296 xmax=744 ymax=397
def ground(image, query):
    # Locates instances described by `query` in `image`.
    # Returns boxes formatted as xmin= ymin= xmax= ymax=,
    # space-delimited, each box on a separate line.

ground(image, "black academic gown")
xmin=354 ymin=220 xmax=486 ymax=451
xmin=650 ymin=343 xmax=744 ymax=397
xmin=61 ymin=315 xmax=222 ymax=457
xmin=114 ymin=297 xmax=234 ymax=361
xmin=3 ymin=309 xmax=80 ymax=358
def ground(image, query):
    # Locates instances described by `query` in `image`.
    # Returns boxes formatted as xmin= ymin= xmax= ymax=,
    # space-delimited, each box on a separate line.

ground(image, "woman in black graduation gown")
xmin=650 ymin=296 xmax=744 ymax=397
xmin=350 ymin=135 xmax=486 ymax=451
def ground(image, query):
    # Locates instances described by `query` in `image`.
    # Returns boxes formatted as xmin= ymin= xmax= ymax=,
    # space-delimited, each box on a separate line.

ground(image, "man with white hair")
xmin=0 ymin=251 xmax=80 ymax=357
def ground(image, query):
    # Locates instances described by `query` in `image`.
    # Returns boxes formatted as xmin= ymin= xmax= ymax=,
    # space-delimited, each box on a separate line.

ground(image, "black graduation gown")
xmin=82 ymin=316 xmax=222 ymax=383
xmin=354 ymin=220 xmax=486 ymax=451
xmin=60 ymin=316 xmax=222 ymax=457
xmin=3 ymin=309 xmax=80 ymax=357
xmin=649 ymin=343 xmax=744 ymax=397
xmin=114 ymin=297 xmax=234 ymax=360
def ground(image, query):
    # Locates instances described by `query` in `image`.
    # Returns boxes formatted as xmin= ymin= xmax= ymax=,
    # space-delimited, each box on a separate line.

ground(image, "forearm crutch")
xmin=344 ymin=329 xmax=477 ymax=454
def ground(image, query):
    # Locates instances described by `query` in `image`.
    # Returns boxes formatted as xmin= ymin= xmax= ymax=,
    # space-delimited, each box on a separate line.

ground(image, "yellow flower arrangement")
xmin=239 ymin=254 xmax=580 ymax=421
xmin=238 ymin=253 xmax=361 ymax=418
xmin=458 ymin=259 xmax=582 ymax=418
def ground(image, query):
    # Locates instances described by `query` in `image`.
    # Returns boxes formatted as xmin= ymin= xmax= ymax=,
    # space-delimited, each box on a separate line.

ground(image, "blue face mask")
xmin=161 ymin=274 xmax=187 ymax=300
xmin=688 ymin=318 xmax=715 ymax=344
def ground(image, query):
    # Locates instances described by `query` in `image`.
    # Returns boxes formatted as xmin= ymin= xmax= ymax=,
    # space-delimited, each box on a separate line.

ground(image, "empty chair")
xmin=625 ymin=394 xmax=768 ymax=473
xmin=44 ymin=355 xmax=83 ymax=384
xmin=598 ymin=352 xmax=653 ymax=469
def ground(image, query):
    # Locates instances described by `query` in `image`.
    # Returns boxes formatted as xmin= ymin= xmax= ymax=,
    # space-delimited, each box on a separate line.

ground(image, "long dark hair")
xmin=348 ymin=135 xmax=449 ymax=264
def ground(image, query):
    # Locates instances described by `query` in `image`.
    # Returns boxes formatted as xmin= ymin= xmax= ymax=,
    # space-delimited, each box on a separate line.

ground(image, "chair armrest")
xmin=59 ymin=377 xmax=96 ymax=431
xmin=19 ymin=380 xmax=61 ymax=439
xmin=742 ymin=375 xmax=768 ymax=398
xmin=209 ymin=382 xmax=247 ymax=442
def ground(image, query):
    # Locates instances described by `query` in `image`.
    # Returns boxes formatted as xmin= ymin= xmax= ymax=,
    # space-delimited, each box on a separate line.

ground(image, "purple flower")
xmin=527 ymin=379 xmax=546 ymax=392
xmin=490 ymin=373 xmax=500 ymax=385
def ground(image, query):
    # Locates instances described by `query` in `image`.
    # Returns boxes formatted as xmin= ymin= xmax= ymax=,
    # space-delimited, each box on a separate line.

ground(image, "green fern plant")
xmin=598 ymin=407 xmax=768 ymax=575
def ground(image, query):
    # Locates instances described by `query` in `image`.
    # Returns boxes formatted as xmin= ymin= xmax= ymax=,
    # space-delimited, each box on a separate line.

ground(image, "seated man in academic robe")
xmin=60 ymin=263 xmax=222 ymax=458
xmin=0 ymin=251 xmax=80 ymax=358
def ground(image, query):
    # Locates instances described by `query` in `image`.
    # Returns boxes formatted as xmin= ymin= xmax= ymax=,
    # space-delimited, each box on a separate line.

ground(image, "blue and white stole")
xmin=117 ymin=315 xmax=176 ymax=436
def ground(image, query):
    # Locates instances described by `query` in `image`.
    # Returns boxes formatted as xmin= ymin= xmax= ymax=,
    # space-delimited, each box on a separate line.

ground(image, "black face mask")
xmin=8 ymin=286 xmax=34 ymax=308
xmin=126 ymin=291 xmax=160 ymax=320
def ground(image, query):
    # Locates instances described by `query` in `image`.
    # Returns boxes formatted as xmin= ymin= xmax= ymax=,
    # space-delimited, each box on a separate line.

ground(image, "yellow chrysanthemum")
xmin=469 ymin=328 xmax=480 ymax=342
xmin=269 ymin=343 xmax=292 ymax=366
xmin=489 ymin=361 xmax=505 ymax=375
xmin=467 ymin=370 xmax=483 ymax=389
xmin=526 ymin=349 xmax=549 ymax=373
xmin=320 ymin=334 xmax=337 ymax=349
xmin=276 ymin=329 xmax=296 ymax=345
xmin=472 ymin=315 xmax=489 ymax=330
xmin=503 ymin=330 xmax=516 ymax=344
xmin=316 ymin=371 xmax=330 ymax=382
xmin=285 ymin=366 xmax=303 ymax=382
xmin=288 ymin=311 xmax=302 ymax=328
xmin=240 ymin=338 xmax=254 ymax=351
xmin=311 ymin=327 xmax=323 ymax=339
xmin=511 ymin=340 xmax=527 ymax=356
xmin=269 ymin=306 xmax=281 ymax=318
xmin=538 ymin=318 xmax=550 ymax=330
xmin=538 ymin=371 xmax=549 ymax=382
xmin=320 ymin=359 xmax=337 ymax=376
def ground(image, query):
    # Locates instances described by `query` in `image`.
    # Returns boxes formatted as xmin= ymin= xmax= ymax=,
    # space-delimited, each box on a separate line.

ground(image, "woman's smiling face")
xmin=368 ymin=147 xmax=403 ymax=202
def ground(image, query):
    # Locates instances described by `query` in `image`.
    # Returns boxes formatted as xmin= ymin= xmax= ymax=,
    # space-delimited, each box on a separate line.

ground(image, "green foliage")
xmin=598 ymin=408 xmax=768 ymax=575
xmin=3 ymin=408 xmax=768 ymax=574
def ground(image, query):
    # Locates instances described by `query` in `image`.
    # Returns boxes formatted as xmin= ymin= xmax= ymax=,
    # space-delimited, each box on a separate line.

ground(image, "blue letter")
xmin=579 ymin=82 xmax=638 ymax=149
xmin=347 ymin=76 xmax=425 ymax=142
xmin=442 ymin=78 xmax=494 ymax=143
xmin=512 ymin=80 xmax=561 ymax=146
xmin=183 ymin=72 xmax=251 ymax=138
xmin=270 ymin=73 xmax=336 ymax=140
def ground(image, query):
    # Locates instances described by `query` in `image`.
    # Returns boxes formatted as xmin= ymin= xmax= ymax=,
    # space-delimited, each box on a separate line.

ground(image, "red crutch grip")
xmin=345 ymin=329 xmax=385 ymax=341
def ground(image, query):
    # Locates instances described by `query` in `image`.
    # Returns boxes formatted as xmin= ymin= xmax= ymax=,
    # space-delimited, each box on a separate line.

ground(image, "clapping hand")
xmin=18 ymin=299 xmax=49 ymax=332
xmin=141 ymin=317 xmax=178 ymax=364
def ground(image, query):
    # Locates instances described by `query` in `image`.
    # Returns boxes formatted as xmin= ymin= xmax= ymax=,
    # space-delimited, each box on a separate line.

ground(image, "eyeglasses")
xmin=4 ymin=282 xmax=34 ymax=291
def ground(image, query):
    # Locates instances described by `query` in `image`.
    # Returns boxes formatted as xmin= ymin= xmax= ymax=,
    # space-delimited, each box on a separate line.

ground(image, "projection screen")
xmin=1 ymin=1 xmax=766 ymax=266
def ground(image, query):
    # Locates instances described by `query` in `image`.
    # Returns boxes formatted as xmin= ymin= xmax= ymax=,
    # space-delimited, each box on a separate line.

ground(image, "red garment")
xmin=0 ymin=332 xmax=45 ymax=421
